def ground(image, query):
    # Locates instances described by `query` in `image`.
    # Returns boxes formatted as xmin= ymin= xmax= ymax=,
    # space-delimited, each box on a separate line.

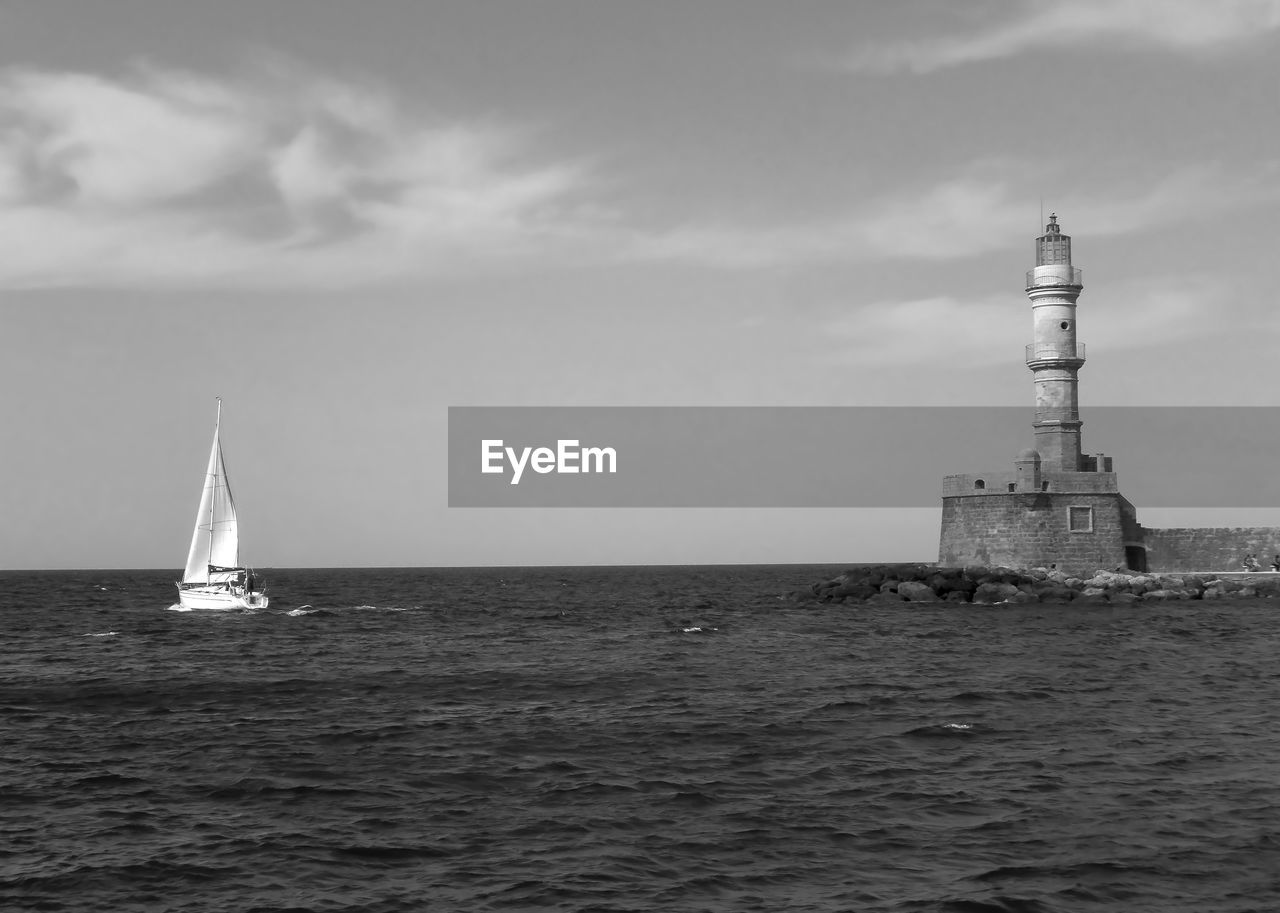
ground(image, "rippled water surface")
xmin=4 ymin=565 xmax=1280 ymax=912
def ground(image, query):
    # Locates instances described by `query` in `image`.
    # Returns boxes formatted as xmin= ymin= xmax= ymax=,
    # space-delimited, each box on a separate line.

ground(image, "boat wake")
xmin=285 ymin=604 xmax=414 ymax=616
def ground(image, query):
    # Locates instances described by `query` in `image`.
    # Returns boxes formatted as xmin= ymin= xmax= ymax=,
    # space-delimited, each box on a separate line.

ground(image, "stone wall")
xmin=942 ymin=469 xmax=1119 ymax=496
xmin=939 ymin=491 xmax=1131 ymax=575
xmin=1142 ymin=527 xmax=1280 ymax=572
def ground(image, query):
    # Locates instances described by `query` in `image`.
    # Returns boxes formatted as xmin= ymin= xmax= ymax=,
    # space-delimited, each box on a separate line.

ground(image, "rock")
xmin=804 ymin=562 xmax=1280 ymax=613
xmin=1035 ymin=586 xmax=1077 ymax=603
xmin=972 ymin=581 xmax=1020 ymax=604
xmin=899 ymin=564 xmax=934 ymax=582
xmin=927 ymin=570 xmax=968 ymax=595
xmin=830 ymin=583 xmax=877 ymax=602
xmin=940 ymin=577 xmax=977 ymax=598
xmin=1088 ymin=571 xmax=1134 ymax=590
xmin=963 ymin=565 xmax=991 ymax=581
xmin=865 ymin=591 xmax=907 ymax=605
xmin=1246 ymin=577 xmax=1280 ymax=596
xmin=1128 ymin=575 xmax=1154 ymax=594
xmin=897 ymin=581 xmax=940 ymax=602
xmin=981 ymin=566 xmax=1024 ymax=585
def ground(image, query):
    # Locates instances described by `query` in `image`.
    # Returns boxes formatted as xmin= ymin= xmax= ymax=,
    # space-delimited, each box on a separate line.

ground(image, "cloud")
xmin=844 ymin=0 xmax=1280 ymax=74
xmin=821 ymin=295 xmax=1026 ymax=368
xmin=1086 ymin=275 xmax=1235 ymax=346
xmin=620 ymin=175 xmax=1027 ymax=268
xmin=819 ymin=274 xmax=1230 ymax=372
xmin=1 ymin=68 xmax=261 ymax=206
xmin=1 ymin=61 xmax=1277 ymax=289
xmin=1069 ymin=165 xmax=1280 ymax=238
xmin=0 ymin=63 xmax=599 ymax=287
xmin=625 ymin=163 xmax=1280 ymax=270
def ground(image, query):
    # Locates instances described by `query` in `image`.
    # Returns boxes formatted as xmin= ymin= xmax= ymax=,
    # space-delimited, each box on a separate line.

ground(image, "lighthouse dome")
xmin=1016 ymin=448 xmax=1041 ymax=463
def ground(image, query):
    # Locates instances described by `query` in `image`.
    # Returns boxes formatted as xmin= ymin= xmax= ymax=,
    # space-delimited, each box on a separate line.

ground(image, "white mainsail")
xmin=182 ymin=401 xmax=240 ymax=584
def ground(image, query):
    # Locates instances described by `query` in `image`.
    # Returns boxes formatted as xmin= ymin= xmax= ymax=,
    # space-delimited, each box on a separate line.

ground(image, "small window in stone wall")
xmin=974 ymin=479 xmax=985 ymax=490
xmin=1008 ymin=483 xmax=1016 ymax=492
xmin=1041 ymin=481 xmax=1050 ymax=491
xmin=1069 ymin=506 xmax=1094 ymax=532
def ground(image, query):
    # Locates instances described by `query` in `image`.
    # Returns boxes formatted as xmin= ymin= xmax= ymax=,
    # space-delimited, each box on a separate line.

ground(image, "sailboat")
xmin=176 ymin=399 xmax=268 ymax=610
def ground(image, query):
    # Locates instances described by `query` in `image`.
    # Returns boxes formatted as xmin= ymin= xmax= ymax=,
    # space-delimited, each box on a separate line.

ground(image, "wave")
xmin=904 ymin=722 xmax=977 ymax=737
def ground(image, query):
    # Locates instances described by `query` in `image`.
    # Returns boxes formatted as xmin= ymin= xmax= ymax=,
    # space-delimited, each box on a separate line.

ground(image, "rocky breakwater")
xmin=800 ymin=564 xmax=1280 ymax=606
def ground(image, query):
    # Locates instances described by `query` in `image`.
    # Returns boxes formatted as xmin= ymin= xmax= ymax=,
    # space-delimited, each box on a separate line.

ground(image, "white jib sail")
xmin=182 ymin=404 xmax=240 ymax=584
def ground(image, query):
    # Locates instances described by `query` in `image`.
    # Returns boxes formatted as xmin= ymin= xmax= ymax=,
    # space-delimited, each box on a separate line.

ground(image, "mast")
xmin=206 ymin=397 xmax=220 ymax=576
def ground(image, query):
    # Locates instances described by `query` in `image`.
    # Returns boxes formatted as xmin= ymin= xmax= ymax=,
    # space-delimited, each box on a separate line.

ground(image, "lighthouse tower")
xmin=1026 ymin=214 xmax=1085 ymax=472
xmin=937 ymin=214 xmax=1142 ymax=574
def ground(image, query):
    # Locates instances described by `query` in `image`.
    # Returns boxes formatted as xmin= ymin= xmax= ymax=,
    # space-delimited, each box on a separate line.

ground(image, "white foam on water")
xmin=82 ymin=632 xmax=119 ymax=637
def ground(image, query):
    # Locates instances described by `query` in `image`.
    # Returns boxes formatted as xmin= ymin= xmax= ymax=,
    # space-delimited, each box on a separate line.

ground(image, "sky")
xmin=4 ymin=0 xmax=1280 ymax=570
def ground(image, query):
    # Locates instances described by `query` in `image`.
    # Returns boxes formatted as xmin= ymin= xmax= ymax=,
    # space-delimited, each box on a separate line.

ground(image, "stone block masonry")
xmin=1141 ymin=527 xmax=1280 ymax=573
xmin=939 ymin=491 xmax=1135 ymax=575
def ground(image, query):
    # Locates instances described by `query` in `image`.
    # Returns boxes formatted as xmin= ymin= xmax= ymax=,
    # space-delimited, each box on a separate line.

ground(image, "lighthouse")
xmin=937 ymin=214 xmax=1140 ymax=573
xmin=1025 ymin=214 xmax=1085 ymax=472
xmin=935 ymin=216 xmax=1280 ymax=575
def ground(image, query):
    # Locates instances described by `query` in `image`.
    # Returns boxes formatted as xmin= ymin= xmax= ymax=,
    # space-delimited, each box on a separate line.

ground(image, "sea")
xmin=3 ymin=564 xmax=1280 ymax=913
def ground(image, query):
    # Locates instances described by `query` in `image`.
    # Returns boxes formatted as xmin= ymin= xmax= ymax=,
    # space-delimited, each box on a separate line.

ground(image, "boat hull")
xmin=177 ymin=585 xmax=269 ymax=610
